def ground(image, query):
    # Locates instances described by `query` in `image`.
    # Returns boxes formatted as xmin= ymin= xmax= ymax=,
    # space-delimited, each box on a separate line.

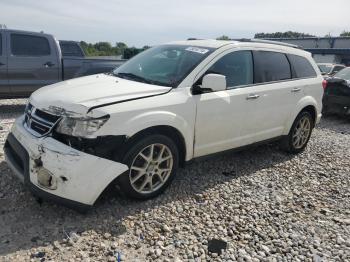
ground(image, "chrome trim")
xmin=23 ymin=104 xmax=61 ymax=137
xmin=246 ymin=94 xmax=260 ymax=100
xmin=291 ymin=87 xmax=302 ymax=92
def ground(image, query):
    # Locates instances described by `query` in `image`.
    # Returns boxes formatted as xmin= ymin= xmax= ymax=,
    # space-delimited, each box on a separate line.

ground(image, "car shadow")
xmin=0 ymin=104 xmax=26 ymax=119
xmin=317 ymin=115 xmax=350 ymax=135
xmin=0 ymin=142 xmax=295 ymax=256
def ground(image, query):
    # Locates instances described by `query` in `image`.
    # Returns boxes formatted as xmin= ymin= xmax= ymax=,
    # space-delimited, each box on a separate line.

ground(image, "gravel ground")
xmin=0 ymin=99 xmax=349 ymax=262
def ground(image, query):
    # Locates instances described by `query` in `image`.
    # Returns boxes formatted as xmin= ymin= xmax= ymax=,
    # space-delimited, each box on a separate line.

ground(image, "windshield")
xmin=113 ymin=45 xmax=214 ymax=87
xmin=334 ymin=67 xmax=350 ymax=80
xmin=318 ymin=64 xmax=332 ymax=74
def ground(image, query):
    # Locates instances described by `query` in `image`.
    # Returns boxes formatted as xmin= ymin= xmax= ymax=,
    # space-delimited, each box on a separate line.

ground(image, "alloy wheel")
xmin=292 ymin=116 xmax=311 ymax=149
xmin=129 ymin=143 xmax=173 ymax=194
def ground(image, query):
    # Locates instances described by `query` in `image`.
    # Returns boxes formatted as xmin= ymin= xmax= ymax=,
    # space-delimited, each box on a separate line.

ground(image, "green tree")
xmin=340 ymin=31 xmax=350 ymax=37
xmin=116 ymin=42 xmax=127 ymax=50
xmin=123 ymin=47 xmax=148 ymax=59
xmin=216 ymin=35 xmax=231 ymax=40
xmin=114 ymin=42 xmax=127 ymax=55
xmin=94 ymin=42 xmax=113 ymax=55
xmin=254 ymin=31 xmax=315 ymax=39
xmin=79 ymin=40 xmax=149 ymax=57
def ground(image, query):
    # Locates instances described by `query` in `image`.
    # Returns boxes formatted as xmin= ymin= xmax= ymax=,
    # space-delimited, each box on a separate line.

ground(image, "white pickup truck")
xmin=4 ymin=39 xmax=323 ymax=211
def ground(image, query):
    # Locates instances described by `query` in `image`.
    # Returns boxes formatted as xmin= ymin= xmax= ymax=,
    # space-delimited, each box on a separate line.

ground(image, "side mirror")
xmin=202 ymin=74 xmax=227 ymax=92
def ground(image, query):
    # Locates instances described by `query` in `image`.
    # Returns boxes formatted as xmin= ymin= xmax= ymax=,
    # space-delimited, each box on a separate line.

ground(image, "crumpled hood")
xmin=29 ymin=74 xmax=171 ymax=117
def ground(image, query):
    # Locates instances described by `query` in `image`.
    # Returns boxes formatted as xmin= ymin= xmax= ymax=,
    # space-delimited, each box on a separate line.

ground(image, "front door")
xmin=0 ymin=32 xmax=9 ymax=96
xmin=194 ymin=50 xmax=258 ymax=157
xmin=7 ymin=32 xmax=59 ymax=96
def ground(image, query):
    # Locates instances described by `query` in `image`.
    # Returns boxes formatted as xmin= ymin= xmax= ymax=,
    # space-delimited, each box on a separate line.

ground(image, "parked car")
xmin=322 ymin=67 xmax=350 ymax=116
xmin=318 ymin=63 xmax=346 ymax=77
xmin=0 ymin=29 xmax=125 ymax=98
xmin=4 ymin=39 xmax=323 ymax=210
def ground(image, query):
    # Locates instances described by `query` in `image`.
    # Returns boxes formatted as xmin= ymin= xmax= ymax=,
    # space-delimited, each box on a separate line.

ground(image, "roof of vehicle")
xmin=167 ymin=39 xmax=235 ymax=48
xmin=59 ymin=40 xmax=80 ymax=43
xmin=167 ymin=39 xmax=306 ymax=53
xmin=0 ymin=28 xmax=53 ymax=38
xmin=317 ymin=63 xmax=345 ymax=66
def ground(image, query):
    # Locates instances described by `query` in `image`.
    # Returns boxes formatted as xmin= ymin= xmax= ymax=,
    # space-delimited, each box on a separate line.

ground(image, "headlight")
xmin=55 ymin=115 xmax=110 ymax=138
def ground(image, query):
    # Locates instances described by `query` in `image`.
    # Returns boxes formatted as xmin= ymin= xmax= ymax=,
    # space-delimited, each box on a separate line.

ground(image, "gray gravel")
xmin=0 ymin=99 xmax=349 ymax=261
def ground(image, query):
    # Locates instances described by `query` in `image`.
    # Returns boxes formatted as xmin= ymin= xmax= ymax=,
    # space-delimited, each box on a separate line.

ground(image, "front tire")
xmin=118 ymin=134 xmax=179 ymax=199
xmin=280 ymin=111 xmax=314 ymax=153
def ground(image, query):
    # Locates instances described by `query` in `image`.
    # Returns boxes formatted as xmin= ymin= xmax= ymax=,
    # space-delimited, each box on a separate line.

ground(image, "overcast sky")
xmin=1 ymin=0 xmax=350 ymax=47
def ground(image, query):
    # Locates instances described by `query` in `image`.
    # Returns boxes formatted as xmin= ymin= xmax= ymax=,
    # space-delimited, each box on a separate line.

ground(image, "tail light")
xmin=322 ymin=79 xmax=328 ymax=90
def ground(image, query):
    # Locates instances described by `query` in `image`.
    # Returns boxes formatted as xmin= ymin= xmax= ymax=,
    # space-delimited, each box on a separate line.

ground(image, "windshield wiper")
xmin=114 ymin=72 xmax=149 ymax=83
xmin=113 ymin=72 xmax=171 ymax=87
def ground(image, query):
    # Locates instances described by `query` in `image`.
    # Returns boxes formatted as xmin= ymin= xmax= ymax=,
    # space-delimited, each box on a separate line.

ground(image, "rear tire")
xmin=280 ymin=111 xmax=314 ymax=154
xmin=117 ymin=134 xmax=179 ymax=199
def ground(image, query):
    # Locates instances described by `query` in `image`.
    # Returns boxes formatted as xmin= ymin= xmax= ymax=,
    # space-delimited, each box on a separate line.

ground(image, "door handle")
xmin=44 ymin=62 xmax=55 ymax=68
xmin=0 ymin=62 xmax=5 ymax=66
xmin=246 ymin=94 xmax=260 ymax=100
xmin=291 ymin=87 xmax=301 ymax=93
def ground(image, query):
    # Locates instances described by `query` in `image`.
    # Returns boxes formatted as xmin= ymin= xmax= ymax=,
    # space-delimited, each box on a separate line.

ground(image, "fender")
xmin=283 ymin=95 xmax=319 ymax=135
xmin=99 ymin=110 xmax=195 ymax=161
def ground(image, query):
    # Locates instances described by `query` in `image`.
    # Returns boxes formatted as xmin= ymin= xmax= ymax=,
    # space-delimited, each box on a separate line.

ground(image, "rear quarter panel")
xmin=283 ymin=75 xmax=323 ymax=135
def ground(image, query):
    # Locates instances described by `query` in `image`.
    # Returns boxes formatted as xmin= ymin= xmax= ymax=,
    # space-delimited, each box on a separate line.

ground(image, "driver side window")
xmin=207 ymin=50 xmax=253 ymax=89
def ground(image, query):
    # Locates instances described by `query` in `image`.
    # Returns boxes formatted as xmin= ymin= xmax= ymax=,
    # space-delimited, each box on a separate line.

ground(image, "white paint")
xmin=6 ymin=40 xmax=323 ymax=205
xmin=202 ymin=74 xmax=227 ymax=92
xmin=10 ymin=116 xmax=128 ymax=205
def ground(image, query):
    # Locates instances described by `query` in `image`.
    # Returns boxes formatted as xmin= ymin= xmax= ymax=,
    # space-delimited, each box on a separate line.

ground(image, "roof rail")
xmin=234 ymin=38 xmax=303 ymax=49
xmin=187 ymin=38 xmax=203 ymax=40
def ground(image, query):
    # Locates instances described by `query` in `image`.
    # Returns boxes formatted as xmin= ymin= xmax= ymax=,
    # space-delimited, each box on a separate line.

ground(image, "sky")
xmin=1 ymin=0 xmax=350 ymax=47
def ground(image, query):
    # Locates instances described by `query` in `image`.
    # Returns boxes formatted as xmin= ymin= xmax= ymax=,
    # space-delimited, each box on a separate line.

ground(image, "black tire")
xmin=117 ymin=134 xmax=179 ymax=199
xmin=280 ymin=111 xmax=314 ymax=154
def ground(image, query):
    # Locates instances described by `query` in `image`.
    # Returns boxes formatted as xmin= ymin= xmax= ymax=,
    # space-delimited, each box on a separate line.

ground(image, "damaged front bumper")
xmin=4 ymin=116 xmax=129 ymax=210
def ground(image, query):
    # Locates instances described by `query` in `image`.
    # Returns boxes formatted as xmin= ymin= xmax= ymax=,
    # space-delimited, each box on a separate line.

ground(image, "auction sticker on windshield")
xmin=185 ymin=47 xmax=209 ymax=54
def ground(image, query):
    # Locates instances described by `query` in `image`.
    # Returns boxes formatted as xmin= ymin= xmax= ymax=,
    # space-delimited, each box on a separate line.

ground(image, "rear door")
xmin=7 ymin=32 xmax=60 ymax=96
xmin=0 ymin=31 xmax=10 ymax=95
xmin=250 ymin=51 xmax=318 ymax=142
xmin=248 ymin=50 xmax=299 ymax=142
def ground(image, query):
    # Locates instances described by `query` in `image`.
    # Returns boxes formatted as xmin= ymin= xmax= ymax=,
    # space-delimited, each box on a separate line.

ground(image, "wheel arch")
xmin=300 ymin=105 xmax=317 ymax=126
xmin=120 ymin=125 xmax=188 ymax=167
xmin=283 ymin=97 xmax=319 ymax=135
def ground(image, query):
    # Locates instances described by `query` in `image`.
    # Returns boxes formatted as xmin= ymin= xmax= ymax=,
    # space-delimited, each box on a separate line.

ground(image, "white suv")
xmin=4 ymin=39 xmax=323 ymax=210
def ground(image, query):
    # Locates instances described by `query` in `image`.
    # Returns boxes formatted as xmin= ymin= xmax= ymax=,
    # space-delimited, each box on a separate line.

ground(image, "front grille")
xmin=24 ymin=103 xmax=61 ymax=137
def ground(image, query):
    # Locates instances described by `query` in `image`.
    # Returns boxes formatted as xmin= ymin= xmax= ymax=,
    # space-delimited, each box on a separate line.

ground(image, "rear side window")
xmin=11 ymin=34 xmax=50 ymax=56
xmin=0 ymin=33 xmax=2 ymax=55
xmin=288 ymin=55 xmax=317 ymax=78
xmin=253 ymin=51 xmax=291 ymax=83
xmin=59 ymin=42 xmax=84 ymax=57
xmin=206 ymin=51 xmax=254 ymax=88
